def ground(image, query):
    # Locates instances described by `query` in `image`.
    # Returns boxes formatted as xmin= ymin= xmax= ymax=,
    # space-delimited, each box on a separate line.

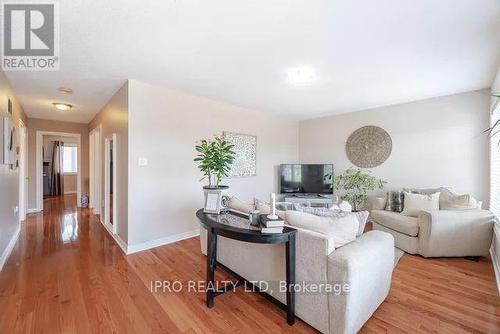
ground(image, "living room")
xmin=0 ymin=1 xmax=499 ymax=333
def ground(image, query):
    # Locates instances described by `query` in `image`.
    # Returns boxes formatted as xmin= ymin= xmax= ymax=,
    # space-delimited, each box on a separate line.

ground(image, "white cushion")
xmin=403 ymin=187 xmax=454 ymax=210
xmin=369 ymin=197 xmax=387 ymax=211
xmin=254 ymin=198 xmax=286 ymax=219
xmin=441 ymin=194 xmax=480 ymax=210
xmin=401 ymin=192 xmax=440 ymax=217
xmin=285 ymin=210 xmax=359 ymax=248
xmin=228 ymin=196 xmax=255 ymax=213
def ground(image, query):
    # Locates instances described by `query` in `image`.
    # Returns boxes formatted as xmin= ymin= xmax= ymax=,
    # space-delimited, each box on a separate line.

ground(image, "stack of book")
xmin=260 ymin=215 xmax=284 ymax=234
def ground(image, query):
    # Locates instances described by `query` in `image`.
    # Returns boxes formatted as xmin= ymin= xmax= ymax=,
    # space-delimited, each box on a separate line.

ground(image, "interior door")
xmin=104 ymin=134 xmax=117 ymax=234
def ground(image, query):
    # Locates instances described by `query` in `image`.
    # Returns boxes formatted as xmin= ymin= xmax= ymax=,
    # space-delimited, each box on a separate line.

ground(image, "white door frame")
xmin=18 ymin=119 xmax=27 ymax=221
xmin=89 ymin=131 xmax=94 ymax=208
xmin=89 ymin=125 xmax=101 ymax=214
xmin=104 ymin=133 xmax=117 ymax=234
xmin=36 ymin=131 xmax=82 ymax=211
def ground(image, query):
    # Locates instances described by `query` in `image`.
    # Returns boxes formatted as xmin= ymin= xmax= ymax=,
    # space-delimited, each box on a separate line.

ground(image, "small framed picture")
xmin=204 ymin=189 xmax=222 ymax=214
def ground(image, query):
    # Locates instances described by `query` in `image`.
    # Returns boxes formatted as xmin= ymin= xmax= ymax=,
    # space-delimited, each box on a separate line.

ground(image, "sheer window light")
xmin=490 ymin=105 xmax=500 ymax=219
xmin=63 ymin=145 xmax=78 ymax=174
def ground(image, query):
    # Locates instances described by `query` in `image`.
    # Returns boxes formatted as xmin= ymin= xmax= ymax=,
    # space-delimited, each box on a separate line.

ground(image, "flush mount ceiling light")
xmin=286 ymin=66 xmax=316 ymax=85
xmin=58 ymin=86 xmax=73 ymax=94
xmin=52 ymin=102 xmax=73 ymax=111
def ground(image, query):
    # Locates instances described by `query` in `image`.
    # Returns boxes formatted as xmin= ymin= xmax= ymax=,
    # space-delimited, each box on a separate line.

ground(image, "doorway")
xmin=18 ymin=120 xmax=27 ymax=221
xmin=104 ymin=133 xmax=117 ymax=234
xmin=36 ymin=131 xmax=82 ymax=211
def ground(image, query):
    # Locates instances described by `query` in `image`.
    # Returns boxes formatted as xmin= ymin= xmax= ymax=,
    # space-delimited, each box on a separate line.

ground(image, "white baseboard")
xmin=27 ymin=208 xmax=41 ymax=214
xmin=491 ymin=248 xmax=500 ymax=295
xmin=127 ymin=229 xmax=200 ymax=254
xmin=64 ymin=191 xmax=77 ymax=195
xmin=0 ymin=224 xmax=21 ymax=272
xmin=490 ymin=224 xmax=500 ymax=295
xmin=98 ymin=216 xmax=128 ymax=254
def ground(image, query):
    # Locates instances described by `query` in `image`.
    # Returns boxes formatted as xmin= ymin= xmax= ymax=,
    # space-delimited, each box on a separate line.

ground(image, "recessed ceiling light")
xmin=52 ymin=102 xmax=73 ymax=111
xmin=286 ymin=66 xmax=316 ymax=85
xmin=58 ymin=86 xmax=73 ymax=94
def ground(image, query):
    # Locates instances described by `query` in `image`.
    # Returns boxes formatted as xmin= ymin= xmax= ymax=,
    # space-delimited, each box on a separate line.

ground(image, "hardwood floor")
xmin=0 ymin=195 xmax=499 ymax=333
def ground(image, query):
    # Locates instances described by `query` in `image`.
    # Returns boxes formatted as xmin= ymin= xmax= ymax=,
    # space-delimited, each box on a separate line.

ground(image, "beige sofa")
xmin=200 ymin=210 xmax=395 ymax=334
xmin=371 ymin=188 xmax=495 ymax=257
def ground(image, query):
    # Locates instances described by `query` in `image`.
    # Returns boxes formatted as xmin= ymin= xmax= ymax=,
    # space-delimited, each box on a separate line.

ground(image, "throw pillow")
xmin=384 ymin=191 xmax=404 ymax=212
xmin=285 ymin=210 xmax=359 ymax=248
xmin=401 ymin=192 xmax=440 ymax=217
xmin=403 ymin=187 xmax=454 ymax=210
xmin=254 ymin=198 xmax=286 ymax=219
xmin=441 ymin=194 xmax=480 ymax=210
xmin=369 ymin=197 xmax=387 ymax=211
xmin=228 ymin=196 xmax=255 ymax=214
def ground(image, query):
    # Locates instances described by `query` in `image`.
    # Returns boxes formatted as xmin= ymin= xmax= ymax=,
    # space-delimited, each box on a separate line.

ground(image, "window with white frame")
xmin=490 ymin=104 xmax=500 ymax=219
xmin=62 ymin=145 xmax=78 ymax=174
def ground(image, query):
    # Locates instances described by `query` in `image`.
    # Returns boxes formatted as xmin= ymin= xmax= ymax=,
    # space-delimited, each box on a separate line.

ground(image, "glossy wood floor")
xmin=0 ymin=195 xmax=499 ymax=333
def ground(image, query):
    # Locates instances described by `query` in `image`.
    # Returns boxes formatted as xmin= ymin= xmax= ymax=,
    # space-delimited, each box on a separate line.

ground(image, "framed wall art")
xmin=223 ymin=132 xmax=257 ymax=177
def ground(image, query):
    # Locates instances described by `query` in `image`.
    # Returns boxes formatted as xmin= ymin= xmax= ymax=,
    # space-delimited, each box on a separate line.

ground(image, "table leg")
xmin=286 ymin=234 xmax=296 ymax=325
xmin=206 ymin=227 xmax=217 ymax=308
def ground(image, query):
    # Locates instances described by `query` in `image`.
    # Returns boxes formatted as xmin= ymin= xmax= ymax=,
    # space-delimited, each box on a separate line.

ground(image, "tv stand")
xmin=284 ymin=194 xmax=338 ymax=208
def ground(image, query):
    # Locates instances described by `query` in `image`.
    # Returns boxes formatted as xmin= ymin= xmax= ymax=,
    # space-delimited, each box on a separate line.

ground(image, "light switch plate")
xmin=138 ymin=157 xmax=148 ymax=166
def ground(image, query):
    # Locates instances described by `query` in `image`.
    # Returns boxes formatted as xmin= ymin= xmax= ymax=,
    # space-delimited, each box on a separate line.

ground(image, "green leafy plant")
xmin=332 ymin=167 xmax=386 ymax=211
xmin=194 ymin=135 xmax=235 ymax=188
xmin=485 ymin=92 xmax=500 ymax=146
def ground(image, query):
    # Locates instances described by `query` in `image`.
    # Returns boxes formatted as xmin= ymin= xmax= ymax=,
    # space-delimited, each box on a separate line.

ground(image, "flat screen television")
xmin=279 ymin=164 xmax=334 ymax=194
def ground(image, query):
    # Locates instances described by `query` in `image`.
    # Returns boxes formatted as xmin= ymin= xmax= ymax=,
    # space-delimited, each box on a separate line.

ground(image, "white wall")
xmin=127 ymin=80 xmax=299 ymax=246
xmin=89 ymin=82 xmax=129 ymax=243
xmin=0 ymin=71 xmax=27 ymax=269
xmin=299 ymin=90 xmax=491 ymax=205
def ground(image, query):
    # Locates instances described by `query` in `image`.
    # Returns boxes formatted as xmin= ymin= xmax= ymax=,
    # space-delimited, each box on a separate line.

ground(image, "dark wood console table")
xmin=196 ymin=209 xmax=297 ymax=325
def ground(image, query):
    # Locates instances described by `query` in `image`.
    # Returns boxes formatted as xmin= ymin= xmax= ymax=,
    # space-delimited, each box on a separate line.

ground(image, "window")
xmin=490 ymin=105 xmax=500 ymax=219
xmin=62 ymin=145 xmax=78 ymax=174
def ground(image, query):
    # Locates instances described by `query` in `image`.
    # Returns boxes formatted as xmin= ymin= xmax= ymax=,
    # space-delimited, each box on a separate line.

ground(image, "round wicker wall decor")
xmin=345 ymin=126 xmax=392 ymax=168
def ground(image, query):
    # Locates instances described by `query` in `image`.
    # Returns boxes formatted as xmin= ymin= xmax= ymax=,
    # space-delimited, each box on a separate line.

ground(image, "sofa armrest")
xmin=327 ymin=231 xmax=394 ymax=334
xmin=291 ymin=224 xmax=335 ymax=256
xmin=418 ymin=210 xmax=495 ymax=257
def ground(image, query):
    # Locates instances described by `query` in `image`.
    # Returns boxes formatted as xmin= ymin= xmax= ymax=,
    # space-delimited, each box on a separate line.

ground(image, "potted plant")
xmin=194 ymin=135 xmax=235 ymax=213
xmin=333 ymin=167 xmax=386 ymax=211
xmin=485 ymin=92 xmax=500 ymax=146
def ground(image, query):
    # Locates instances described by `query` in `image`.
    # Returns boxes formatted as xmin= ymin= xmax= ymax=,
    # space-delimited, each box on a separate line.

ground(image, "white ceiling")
xmin=5 ymin=0 xmax=500 ymax=123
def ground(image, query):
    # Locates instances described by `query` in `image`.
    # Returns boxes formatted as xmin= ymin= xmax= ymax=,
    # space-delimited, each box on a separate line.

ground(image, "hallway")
xmin=0 ymin=196 xmax=499 ymax=333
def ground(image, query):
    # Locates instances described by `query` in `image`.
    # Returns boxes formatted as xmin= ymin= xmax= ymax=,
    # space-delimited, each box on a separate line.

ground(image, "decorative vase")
xmin=339 ymin=201 xmax=352 ymax=212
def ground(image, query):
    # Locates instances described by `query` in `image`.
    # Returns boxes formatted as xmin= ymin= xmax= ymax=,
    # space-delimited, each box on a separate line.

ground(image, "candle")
xmin=267 ymin=193 xmax=278 ymax=219
xmin=271 ymin=193 xmax=276 ymax=216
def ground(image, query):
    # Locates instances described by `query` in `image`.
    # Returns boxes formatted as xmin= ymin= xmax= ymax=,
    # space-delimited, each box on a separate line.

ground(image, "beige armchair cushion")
xmin=371 ymin=210 xmax=419 ymax=237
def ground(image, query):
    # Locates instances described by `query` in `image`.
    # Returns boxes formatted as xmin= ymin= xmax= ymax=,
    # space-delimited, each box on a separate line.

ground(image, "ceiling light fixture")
xmin=58 ymin=86 xmax=73 ymax=94
xmin=286 ymin=66 xmax=316 ymax=85
xmin=52 ymin=102 xmax=73 ymax=111
xmin=57 ymin=86 xmax=73 ymax=94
